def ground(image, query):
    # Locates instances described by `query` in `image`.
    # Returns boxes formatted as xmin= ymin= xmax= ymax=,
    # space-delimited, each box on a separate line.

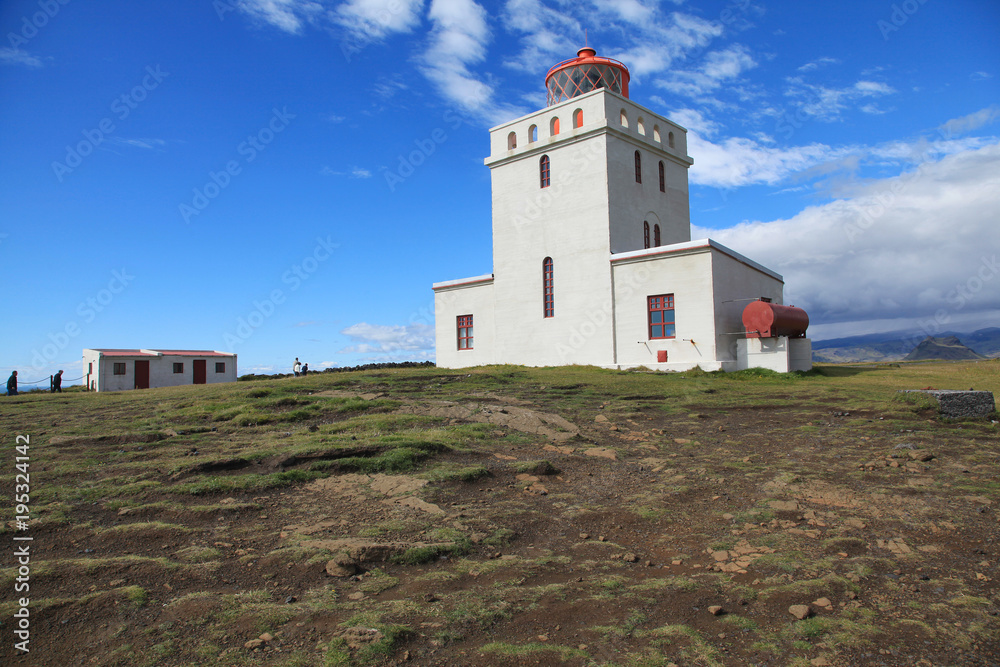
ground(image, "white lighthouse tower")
xmin=433 ymin=48 xmax=810 ymax=372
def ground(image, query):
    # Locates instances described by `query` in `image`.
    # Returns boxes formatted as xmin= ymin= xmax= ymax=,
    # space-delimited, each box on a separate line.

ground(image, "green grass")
xmin=1 ymin=360 xmax=998 ymax=665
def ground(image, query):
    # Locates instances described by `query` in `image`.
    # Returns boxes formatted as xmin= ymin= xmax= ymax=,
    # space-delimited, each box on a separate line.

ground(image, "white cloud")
xmin=610 ymin=13 xmax=723 ymax=79
xmin=695 ymin=142 xmax=1000 ymax=332
xmin=501 ymin=0 xmax=580 ymax=72
xmin=0 ymin=47 xmax=43 ymax=68
xmin=333 ymin=0 xmax=425 ymax=40
xmin=659 ymin=44 xmax=756 ymax=97
xmin=320 ymin=165 xmax=373 ymax=178
xmin=784 ymin=76 xmax=897 ymax=121
xmin=797 ymin=57 xmax=839 ymax=72
xmin=939 ymin=105 xmax=1000 ymax=139
xmin=108 ymin=137 xmax=166 ymax=150
xmin=419 ymin=0 xmax=525 ymax=123
xmin=236 ymin=0 xmax=323 ymax=33
xmin=339 ymin=322 xmax=435 ymax=356
xmin=671 ymin=107 xmax=841 ymax=188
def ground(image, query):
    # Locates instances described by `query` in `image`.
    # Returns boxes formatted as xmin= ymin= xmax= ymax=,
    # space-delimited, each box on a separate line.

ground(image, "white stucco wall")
xmin=487 ymin=95 xmax=616 ymax=367
xmin=736 ymin=337 xmax=812 ymax=373
xmin=433 ymin=278 xmax=496 ymax=369
xmin=611 ymin=245 xmax=720 ymax=370
xmin=709 ymin=249 xmax=785 ymax=368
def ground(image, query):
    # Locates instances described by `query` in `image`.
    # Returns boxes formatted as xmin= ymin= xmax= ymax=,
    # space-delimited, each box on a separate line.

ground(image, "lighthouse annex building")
xmin=433 ymin=49 xmax=807 ymax=372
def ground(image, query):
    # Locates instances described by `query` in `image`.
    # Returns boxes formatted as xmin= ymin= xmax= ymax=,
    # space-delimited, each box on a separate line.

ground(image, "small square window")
xmin=113 ymin=363 xmax=126 ymax=375
xmin=173 ymin=363 xmax=184 ymax=374
xmin=215 ymin=362 xmax=226 ymax=373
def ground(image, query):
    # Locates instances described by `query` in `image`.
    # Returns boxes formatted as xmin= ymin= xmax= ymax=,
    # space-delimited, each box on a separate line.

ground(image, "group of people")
xmin=6 ymin=370 xmax=64 ymax=396
xmin=292 ymin=358 xmax=310 ymax=377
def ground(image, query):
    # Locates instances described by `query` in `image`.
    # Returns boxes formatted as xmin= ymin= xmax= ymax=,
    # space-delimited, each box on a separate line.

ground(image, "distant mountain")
xmin=904 ymin=336 xmax=987 ymax=361
xmin=812 ymin=327 xmax=1000 ymax=363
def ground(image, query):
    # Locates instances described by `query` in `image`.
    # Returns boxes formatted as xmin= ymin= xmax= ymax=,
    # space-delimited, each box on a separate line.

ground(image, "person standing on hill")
xmin=51 ymin=370 xmax=63 ymax=393
xmin=293 ymin=358 xmax=301 ymax=377
xmin=6 ymin=370 xmax=17 ymax=396
xmin=301 ymin=363 xmax=308 ymax=376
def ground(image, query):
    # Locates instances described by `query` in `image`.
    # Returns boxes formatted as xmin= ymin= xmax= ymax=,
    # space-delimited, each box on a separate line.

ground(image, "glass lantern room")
xmin=545 ymin=47 xmax=630 ymax=106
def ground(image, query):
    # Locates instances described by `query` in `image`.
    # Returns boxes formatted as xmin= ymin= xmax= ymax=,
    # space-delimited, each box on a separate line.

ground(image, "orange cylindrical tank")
xmin=742 ymin=300 xmax=809 ymax=338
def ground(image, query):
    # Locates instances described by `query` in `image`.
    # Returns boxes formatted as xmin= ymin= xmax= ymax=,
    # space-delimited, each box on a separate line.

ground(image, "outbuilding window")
xmin=457 ymin=315 xmax=474 ymax=350
xmin=173 ymin=363 xmax=184 ymax=374
xmin=113 ymin=363 xmax=126 ymax=375
xmin=215 ymin=362 xmax=226 ymax=373
xmin=648 ymin=294 xmax=675 ymax=339
xmin=543 ymin=257 xmax=554 ymax=318
xmin=540 ymin=155 xmax=551 ymax=188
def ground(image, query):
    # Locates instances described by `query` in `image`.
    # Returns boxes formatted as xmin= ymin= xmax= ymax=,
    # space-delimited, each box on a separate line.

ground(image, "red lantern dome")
xmin=545 ymin=47 xmax=630 ymax=106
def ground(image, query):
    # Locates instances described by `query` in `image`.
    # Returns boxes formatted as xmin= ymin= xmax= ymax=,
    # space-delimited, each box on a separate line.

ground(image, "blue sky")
xmin=2 ymin=0 xmax=998 ymax=383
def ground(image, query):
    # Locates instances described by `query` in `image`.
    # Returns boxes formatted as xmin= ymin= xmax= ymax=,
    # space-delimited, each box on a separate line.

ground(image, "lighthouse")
xmin=432 ymin=48 xmax=810 ymax=373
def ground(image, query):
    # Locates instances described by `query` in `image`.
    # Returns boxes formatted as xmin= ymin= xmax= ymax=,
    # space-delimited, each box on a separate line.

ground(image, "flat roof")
xmin=610 ymin=238 xmax=783 ymax=282
xmin=85 ymin=349 xmax=235 ymax=357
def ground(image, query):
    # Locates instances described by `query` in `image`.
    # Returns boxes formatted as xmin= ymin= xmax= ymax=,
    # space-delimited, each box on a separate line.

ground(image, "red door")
xmin=193 ymin=360 xmax=207 ymax=385
xmin=134 ymin=360 xmax=150 ymax=389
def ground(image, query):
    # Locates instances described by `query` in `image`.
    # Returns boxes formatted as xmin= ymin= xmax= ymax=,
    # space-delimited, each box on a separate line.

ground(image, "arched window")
xmin=620 ymin=109 xmax=628 ymax=128
xmin=653 ymin=125 xmax=661 ymax=142
xmin=550 ymin=116 xmax=560 ymax=136
xmin=634 ymin=150 xmax=642 ymax=184
xmin=542 ymin=257 xmax=554 ymax=318
xmin=643 ymin=221 xmax=650 ymax=249
xmin=637 ymin=117 xmax=645 ymax=136
xmin=654 ymin=224 xmax=661 ymax=247
xmin=668 ymin=131 xmax=675 ymax=149
xmin=573 ymin=109 xmax=583 ymax=128
xmin=658 ymin=161 xmax=665 ymax=193
xmin=539 ymin=155 xmax=550 ymax=188
xmin=507 ymin=131 xmax=517 ymax=150
xmin=529 ymin=124 xmax=537 ymax=143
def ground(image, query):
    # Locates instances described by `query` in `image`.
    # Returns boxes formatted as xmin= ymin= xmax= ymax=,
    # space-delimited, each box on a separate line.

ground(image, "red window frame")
xmin=113 ymin=362 xmax=126 ymax=375
xmin=457 ymin=315 xmax=474 ymax=350
xmin=540 ymin=155 xmax=550 ymax=188
xmin=654 ymin=224 xmax=661 ymax=247
xmin=648 ymin=294 xmax=675 ymax=339
xmin=634 ymin=150 xmax=642 ymax=183
xmin=543 ymin=257 xmax=554 ymax=318
xmin=173 ymin=363 xmax=184 ymax=374
xmin=643 ymin=221 xmax=650 ymax=249
xmin=658 ymin=161 xmax=665 ymax=192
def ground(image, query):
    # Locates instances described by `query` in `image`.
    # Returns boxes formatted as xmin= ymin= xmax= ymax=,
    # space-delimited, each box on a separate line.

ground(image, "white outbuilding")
xmin=433 ymin=48 xmax=811 ymax=373
xmin=82 ymin=349 xmax=237 ymax=392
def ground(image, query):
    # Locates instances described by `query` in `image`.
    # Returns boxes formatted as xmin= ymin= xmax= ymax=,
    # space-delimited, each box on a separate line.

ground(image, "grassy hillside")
xmin=1 ymin=361 xmax=998 ymax=666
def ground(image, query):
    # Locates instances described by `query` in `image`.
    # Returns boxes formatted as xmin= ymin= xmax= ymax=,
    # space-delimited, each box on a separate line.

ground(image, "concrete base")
xmin=900 ymin=390 xmax=996 ymax=419
xmin=736 ymin=337 xmax=812 ymax=373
